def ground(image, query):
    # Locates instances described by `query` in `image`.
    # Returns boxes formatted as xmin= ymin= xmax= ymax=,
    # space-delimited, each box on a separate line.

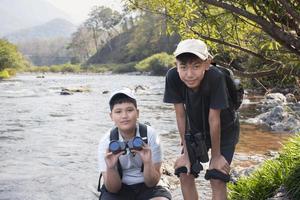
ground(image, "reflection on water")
xmin=0 ymin=74 xmax=292 ymax=200
xmin=237 ymin=124 xmax=290 ymax=154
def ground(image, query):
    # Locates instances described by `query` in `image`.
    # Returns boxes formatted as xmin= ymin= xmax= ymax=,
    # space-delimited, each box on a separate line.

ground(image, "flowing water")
xmin=0 ymin=74 xmax=291 ymax=200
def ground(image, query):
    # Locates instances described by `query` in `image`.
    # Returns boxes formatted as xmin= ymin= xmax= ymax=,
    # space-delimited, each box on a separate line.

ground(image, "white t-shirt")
xmin=98 ymin=124 xmax=163 ymax=185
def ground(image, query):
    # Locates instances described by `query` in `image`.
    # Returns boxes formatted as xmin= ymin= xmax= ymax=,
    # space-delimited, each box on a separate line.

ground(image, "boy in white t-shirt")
xmin=98 ymin=88 xmax=171 ymax=200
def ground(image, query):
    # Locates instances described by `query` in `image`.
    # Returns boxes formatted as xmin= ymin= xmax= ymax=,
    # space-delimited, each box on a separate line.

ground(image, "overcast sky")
xmin=47 ymin=0 xmax=123 ymax=23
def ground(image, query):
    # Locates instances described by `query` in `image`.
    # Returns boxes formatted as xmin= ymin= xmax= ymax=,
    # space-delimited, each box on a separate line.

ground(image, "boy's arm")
xmin=174 ymin=103 xmax=191 ymax=172
xmin=134 ymin=144 xmax=161 ymax=187
xmin=143 ymin=160 xmax=162 ymax=187
xmin=208 ymin=108 xmax=230 ymax=174
xmin=102 ymin=169 xmax=122 ymax=193
xmin=102 ymin=151 xmax=123 ymax=193
xmin=174 ymin=103 xmax=186 ymax=144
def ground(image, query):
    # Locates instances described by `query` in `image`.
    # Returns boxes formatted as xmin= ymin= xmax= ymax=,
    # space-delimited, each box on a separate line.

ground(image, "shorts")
xmin=176 ymin=144 xmax=236 ymax=179
xmin=99 ymin=183 xmax=172 ymax=200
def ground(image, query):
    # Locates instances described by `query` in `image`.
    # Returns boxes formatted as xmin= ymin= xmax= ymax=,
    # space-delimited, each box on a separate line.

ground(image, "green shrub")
xmin=60 ymin=64 xmax=81 ymax=73
xmin=49 ymin=65 xmax=63 ymax=73
xmin=112 ymin=62 xmax=137 ymax=73
xmin=0 ymin=69 xmax=10 ymax=79
xmin=229 ymin=133 xmax=300 ymax=200
xmin=135 ymin=52 xmax=175 ymax=75
xmin=83 ymin=64 xmax=111 ymax=73
xmin=285 ymin=162 xmax=300 ymax=199
xmin=6 ymin=68 xmax=16 ymax=76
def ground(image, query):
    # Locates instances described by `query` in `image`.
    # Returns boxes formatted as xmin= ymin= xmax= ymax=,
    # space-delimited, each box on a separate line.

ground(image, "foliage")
xmin=0 ymin=70 xmax=10 ymax=79
xmin=0 ymin=39 xmax=30 ymax=71
xmin=68 ymin=25 xmax=95 ymax=63
xmin=124 ymin=0 xmax=300 ymax=85
xmin=59 ymin=64 xmax=81 ymax=73
xmin=285 ymin=162 xmax=300 ymax=199
xmin=112 ymin=62 xmax=137 ymax=73
xmin=135 ymin=52 xmax=175 ymax=75
xmin=126 ymin=13 xmax=178 ymax=60
xmin=81 ymin=64 xmax=110 ymax=73
xmin=228 ymin=134 xmax=300 ymax=200
xmin=25 ymin=64 xmax=81 ymax=73
xmin=68 ymin=6 xmax=124 ymax=63
xmin=87 ymin=13 xmax=180 ymax=65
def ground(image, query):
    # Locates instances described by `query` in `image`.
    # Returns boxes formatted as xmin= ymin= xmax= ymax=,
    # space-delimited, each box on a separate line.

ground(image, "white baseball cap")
xmin=109 ymin=88 xmax=136 ymax=108
xmin=174 ymin=39 xmax=212 ymax=60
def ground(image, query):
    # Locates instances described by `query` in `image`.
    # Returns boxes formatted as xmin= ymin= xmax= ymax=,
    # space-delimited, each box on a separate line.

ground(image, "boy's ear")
xmin=174 ymin=60 xmax=178 ymax=67
xmin=109 ymin=112 xmax=113 ymax=120
xmin=204 ymin=58 xmax=212 ymax=70
xmin=137 ymin=109 xmax=139 ymax=118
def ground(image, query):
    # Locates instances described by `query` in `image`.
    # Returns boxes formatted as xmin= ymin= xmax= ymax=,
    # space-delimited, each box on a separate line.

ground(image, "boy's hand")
xmin=209 ymin=155 xmax=230 ymax=175
xmin=174 ymin=153 xmax=191 ymax=174
xmin=104 ymin=149 xmax=124 ymax=169
xmin=132 ymin=144 xmax=152 ymax=163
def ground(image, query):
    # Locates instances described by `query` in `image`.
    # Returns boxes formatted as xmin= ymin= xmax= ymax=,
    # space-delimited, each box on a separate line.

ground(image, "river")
xmin=0 ymin=74 xmax=290 ymax=200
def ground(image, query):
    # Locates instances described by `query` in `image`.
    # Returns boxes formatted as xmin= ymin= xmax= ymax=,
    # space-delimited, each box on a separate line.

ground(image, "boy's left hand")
xmin=132 ymin=144 xmax=152 ymax=163
xmin=209 ymin=155 xmax=230 ymax=175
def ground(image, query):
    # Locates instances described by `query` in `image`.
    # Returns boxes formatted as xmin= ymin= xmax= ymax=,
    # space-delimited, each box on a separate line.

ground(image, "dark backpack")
xmin=215 ymin=65 xmax=244 ymax=110
xmin=97 ymin=123 xmax=148 ymax=192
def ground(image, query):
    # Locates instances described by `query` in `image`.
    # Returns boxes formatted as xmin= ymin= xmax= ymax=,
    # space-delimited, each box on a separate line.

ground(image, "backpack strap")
xmin=138 ymin=123 xmax=148 ymax=144
xmin=138 ymin=123 xmax=148 ymax=172
xmin=97 ymin=173 xmax=102 ymax=192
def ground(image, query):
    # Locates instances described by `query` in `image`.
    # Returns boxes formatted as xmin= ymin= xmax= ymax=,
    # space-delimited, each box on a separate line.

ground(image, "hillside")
xmin=5 ymin=18 xmax=76 ymax=43
xmin=87 ymin=28 xmax=180 ymax=64
xmin=0 ymin=0 xmax=71 ymax=36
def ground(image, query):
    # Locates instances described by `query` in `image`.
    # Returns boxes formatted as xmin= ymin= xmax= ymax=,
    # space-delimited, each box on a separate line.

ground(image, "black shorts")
xmin=99 ymin=183 xmax=172 ymax=200
xmin=176 ymin=144 xmax=235 ymax=179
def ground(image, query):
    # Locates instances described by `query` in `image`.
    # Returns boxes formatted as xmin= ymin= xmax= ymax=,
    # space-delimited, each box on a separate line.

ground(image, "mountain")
xmin=0 ymin=0 xmax=72 ymax=36
xmin=4 ymin=18 xmax=76 ymax=43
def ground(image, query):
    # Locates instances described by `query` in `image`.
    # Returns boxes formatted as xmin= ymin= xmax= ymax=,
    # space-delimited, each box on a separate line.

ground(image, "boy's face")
xmin=110 ymin=102 xmax=139 ymax=134
xmin=176 ymin=57 xmax=210 ymax=91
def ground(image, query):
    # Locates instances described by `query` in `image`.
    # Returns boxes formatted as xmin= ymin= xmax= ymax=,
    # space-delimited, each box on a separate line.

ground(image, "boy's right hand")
xmin=104 ymin=149 xmax=124 ymax=169
xmin=174 ymin=153 xmax=191 ymax=174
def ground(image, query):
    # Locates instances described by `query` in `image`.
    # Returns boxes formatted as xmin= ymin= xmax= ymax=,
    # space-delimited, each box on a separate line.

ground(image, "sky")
xmin=47 ymin=0 xmax=123 ymax=24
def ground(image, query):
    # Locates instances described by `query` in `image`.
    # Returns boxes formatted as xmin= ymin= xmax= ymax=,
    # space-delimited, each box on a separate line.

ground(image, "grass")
xmin=229 ymin=133 xmax=300 ymax=200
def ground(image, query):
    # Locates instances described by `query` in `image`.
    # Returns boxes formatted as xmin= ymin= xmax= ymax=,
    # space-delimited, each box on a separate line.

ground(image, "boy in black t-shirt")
xmin=163 ymin=39 xmax=239 ymax=200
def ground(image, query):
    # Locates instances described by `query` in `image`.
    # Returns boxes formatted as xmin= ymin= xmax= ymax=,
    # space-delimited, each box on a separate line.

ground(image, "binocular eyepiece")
xmin=109 ymin=136 xmax=145 ymax=154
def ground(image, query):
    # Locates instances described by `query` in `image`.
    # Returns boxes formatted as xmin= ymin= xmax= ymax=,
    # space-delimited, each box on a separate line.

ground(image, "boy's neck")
xmin=120 ymin=128 xmax=136 ymax=140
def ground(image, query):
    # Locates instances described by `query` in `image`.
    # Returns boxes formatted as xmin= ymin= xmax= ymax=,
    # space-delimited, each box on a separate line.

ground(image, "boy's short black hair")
xmin=176 ymin=53 xmax=203 ymax=64
xmin=109 ymin=94 xmax=137 ymax=111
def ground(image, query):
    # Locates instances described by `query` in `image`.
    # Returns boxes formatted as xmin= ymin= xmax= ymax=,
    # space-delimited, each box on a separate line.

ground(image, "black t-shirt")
xmin=163 ymin=66 xmax=239 ymax=147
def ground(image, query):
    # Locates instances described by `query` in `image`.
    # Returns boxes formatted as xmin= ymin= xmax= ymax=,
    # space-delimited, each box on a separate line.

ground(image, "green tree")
xmin=124 ymin=0 xmax=300 ymax=81
xmin=84 ymin=6 xmax=123 ymax=51
xmin=69 ymin=6 xmax=124 ymax=63
xmin=68 ymin=25 xmax=96 ymax=63
xmin=86 ymin=12 xmax=180 ymax=65
xmin=135 ymin=52 xmax=175 ymax=75
xmin=0 ymin=39 xmax=29 ymax=71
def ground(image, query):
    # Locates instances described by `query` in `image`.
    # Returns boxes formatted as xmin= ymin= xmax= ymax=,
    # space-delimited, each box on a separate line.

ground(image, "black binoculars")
xmin=185 ymin=132 xmax=209 ymax=163
xmin=109 ymin=136 xmax=145 ymax=154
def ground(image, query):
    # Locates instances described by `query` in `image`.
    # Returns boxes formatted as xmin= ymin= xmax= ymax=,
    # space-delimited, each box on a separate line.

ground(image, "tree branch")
xmin=199 ymin=0 xmax=300 ymax=56
xmin=188 ymin=26 xmax=278 ymax=64
xmin=277 ymin=0 xmax=300 ymax=23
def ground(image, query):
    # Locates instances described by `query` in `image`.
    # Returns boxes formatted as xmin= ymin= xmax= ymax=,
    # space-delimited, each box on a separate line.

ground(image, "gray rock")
xmin=267 ymin=186 xmax=290 ymax=200
xmin=285 ymin=93 xmax=297 ymax=103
